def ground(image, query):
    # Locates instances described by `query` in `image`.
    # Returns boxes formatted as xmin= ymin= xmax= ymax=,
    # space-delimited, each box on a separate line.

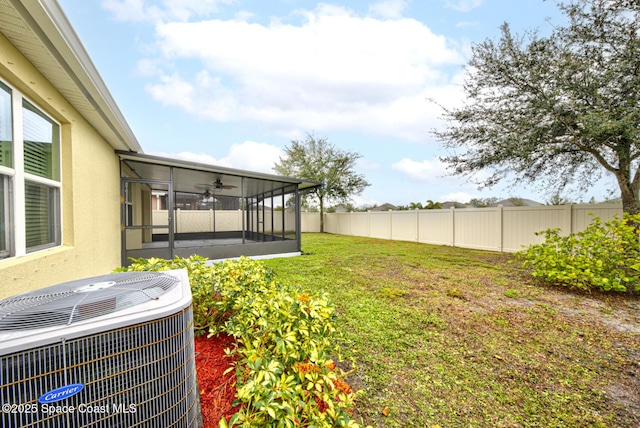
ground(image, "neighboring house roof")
xmin=441 ymin=201 xmax=468 ymax=209
xmin=492 ymin=198 xmax=544 ymax=207
xmin=0 ymin=0 xmax=142 ymax=153
xmin=370 ymin=203 xmax=397 ymax=211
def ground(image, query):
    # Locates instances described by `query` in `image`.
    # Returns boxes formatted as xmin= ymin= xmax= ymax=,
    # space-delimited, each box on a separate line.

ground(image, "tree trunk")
xmin=616 ymin=174 xmax=640 ymax=215
xmin=620 ymin=189 xmax=640 ymax=215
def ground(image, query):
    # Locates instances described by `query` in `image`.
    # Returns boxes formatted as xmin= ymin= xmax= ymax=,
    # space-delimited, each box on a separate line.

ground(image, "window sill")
xmin=0 ymin=245 xmax=72 ymax=269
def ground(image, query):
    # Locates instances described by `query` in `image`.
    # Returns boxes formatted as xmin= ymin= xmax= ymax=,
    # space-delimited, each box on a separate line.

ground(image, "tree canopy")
xmin=274 ymin=134 xmax=370 ymax=232
xmin=397 ymin=200 xmax=444 ymax=210
xmin=434 ymin=0 xmax=640 ymax=213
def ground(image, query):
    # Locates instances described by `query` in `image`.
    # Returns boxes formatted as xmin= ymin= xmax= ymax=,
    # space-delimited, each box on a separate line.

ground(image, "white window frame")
xmin=0 ymin=78 xmax=62 ymax=259
xmin=0 ymin=170 xmax=13 ymax=259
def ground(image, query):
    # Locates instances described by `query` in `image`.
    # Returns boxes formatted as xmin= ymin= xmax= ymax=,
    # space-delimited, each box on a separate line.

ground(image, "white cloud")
xmin=225 ymin=141 xmax=282 ymax=173
xmin=390 ymin=157 xmax=495 ymax=203
xmin=439 ymin=191 xmax=475 ymax=203
xmin=368 ymin=0 xmax=409 ymax=19
xmin=101 ymin=0 xmax=235 ymax=23
xmin=101 ymin=0 xmax=147 ymax=22
xmin=137 ymin=4 xmax=465 ymax=141
xmin=156 ymin=151 xmax=222 ymax=165
xmin=150 ymin=140 xmax=282 ymax=174
xmin=444 ymin=0 xmax=483 ymax=12
xmin=391 ymin=157 xmax=451 ymax=182
xmin=234 ymin=10 xmax=254 ymax=21
xmin=350 ymin=194 xmax=381 ymax=208
xmin=136 ymin=58 xmax=164 ymax=77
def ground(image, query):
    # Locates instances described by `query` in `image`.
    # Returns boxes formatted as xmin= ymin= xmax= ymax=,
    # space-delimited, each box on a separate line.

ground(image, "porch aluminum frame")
xmin=117 ymin=151 xmax=320 ymax=265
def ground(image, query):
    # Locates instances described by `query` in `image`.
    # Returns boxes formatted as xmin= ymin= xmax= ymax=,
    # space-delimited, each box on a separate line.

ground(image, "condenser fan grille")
xmin=0 ymin=272 xmax=179 ymax=331
xmin=1 ymin=307 xmax=198 ymax=428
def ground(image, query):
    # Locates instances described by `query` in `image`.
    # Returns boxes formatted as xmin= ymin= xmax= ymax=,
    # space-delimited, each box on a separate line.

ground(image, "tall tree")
xmin=434 ymin=0 xmax=640 ymax=214
xmin=469 ymin=197 xmax=500 ymax=208
xmin=546 ymin=192 xmax=573 ymax=205
xmin=274 ymin=134 xmax=370 ymax=232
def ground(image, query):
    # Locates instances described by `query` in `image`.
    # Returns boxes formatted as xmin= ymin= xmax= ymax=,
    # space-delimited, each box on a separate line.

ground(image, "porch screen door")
xmin=121 ymin=178 xmax=173 ymax=265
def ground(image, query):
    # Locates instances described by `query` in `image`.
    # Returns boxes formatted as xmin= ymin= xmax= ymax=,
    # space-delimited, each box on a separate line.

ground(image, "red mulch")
xmin=194 ymin=333 xmax=241 ymax=427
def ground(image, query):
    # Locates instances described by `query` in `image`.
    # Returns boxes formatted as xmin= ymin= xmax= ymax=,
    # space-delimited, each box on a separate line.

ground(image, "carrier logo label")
xmin=38 ymin=384 xmax=84 ymax=403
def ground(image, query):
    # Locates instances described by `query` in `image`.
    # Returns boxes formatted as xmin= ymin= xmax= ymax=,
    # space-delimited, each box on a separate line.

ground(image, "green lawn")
xmin=263 ymin=233 xmax=640 ymax=428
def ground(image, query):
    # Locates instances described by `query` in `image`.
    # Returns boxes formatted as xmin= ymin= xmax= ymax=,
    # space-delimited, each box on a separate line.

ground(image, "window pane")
xmin=25 ymin=180 xmax=60 ymax=250
xmin=0 ymin=174 xmax=11 ymax=258
xmin=0 ymin=81 xmax=12 ymax=168
xmin=126 ymin=182 xmax=170 ymax=227
xmin=23 ymin=100 xmax=60 ymax=181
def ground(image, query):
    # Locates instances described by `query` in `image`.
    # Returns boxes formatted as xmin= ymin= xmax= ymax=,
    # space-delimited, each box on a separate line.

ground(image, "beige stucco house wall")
xmin=0 ymin=0 xmax=316 ymax=299
xmin=0 ymin=0 xmax=142 ymax=299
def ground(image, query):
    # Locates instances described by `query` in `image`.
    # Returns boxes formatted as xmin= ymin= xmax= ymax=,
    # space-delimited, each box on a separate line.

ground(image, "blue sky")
xmin=58 ymin=0 xmax=617 ymax=206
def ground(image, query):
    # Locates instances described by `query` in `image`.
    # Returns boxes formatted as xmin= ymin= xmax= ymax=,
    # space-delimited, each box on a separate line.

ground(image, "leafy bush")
xmin=116 ymin=255 xmax=220 ymax=334
xmin=117 ymin=256 xmax=361 ymax=427
xmin=516 ymin=213 xmax=640 ymax=293
xmin=208 ymin=258 xmax=359 ymax=427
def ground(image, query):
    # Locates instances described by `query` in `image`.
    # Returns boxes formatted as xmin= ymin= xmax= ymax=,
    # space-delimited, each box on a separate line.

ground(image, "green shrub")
xmin=209 ymin=258 xmax=359 ymax=427
xmin=516 ymin=213 xmax=640 ymax=293
xmin=117 ymin=256 xmax=361 ymax=427
xmin=115 ymin=255 xmax=219 ymax=335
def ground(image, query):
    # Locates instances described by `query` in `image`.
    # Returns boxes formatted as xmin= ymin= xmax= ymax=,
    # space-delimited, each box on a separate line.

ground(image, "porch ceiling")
xmin=118 ymin=151 xmax=321 ymax=199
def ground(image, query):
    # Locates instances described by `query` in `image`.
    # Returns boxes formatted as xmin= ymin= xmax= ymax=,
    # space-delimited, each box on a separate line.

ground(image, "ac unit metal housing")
xmin=0 ymin=269 xmax=200 ymax=428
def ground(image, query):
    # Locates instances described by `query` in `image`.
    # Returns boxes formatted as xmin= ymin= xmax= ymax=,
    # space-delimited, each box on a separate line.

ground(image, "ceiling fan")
xmin=212 ymin=178 xmax=236 ymax=190
xmin=197 ymin=178 xmax=237 ymax=197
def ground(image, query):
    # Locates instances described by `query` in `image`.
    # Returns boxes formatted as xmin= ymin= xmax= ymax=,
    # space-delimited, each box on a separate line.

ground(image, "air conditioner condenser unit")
xmin=0 ymin=269 xmax=201 ymax=428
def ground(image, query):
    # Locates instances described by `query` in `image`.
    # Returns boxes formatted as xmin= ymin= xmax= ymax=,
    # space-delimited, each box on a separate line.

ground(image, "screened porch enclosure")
xmin=119 ymin=152 xmax=318 ymax=265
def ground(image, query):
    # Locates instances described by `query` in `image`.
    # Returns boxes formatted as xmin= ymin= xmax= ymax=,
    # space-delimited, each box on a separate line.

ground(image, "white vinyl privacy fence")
xmin=310 ymin=204 xmax=623 ymax=253
xmin=152 ymin=209 xmax=298 ymax=234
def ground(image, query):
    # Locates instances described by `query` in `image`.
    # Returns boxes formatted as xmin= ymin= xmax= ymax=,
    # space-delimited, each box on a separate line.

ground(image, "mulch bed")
xmin=194 ymin=333 xmax=240 ymax=427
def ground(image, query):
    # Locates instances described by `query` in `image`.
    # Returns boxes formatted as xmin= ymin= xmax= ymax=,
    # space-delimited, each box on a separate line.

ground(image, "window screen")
xmin=0 ymin=174 xmax=11 ymax=258
xmin=25 ymin=180 xmax=60 ymax=251
xmin=0 ymin=82 xmax=11 ymax=168
xmin=23 ymin=100 xmax=60 ymax=181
